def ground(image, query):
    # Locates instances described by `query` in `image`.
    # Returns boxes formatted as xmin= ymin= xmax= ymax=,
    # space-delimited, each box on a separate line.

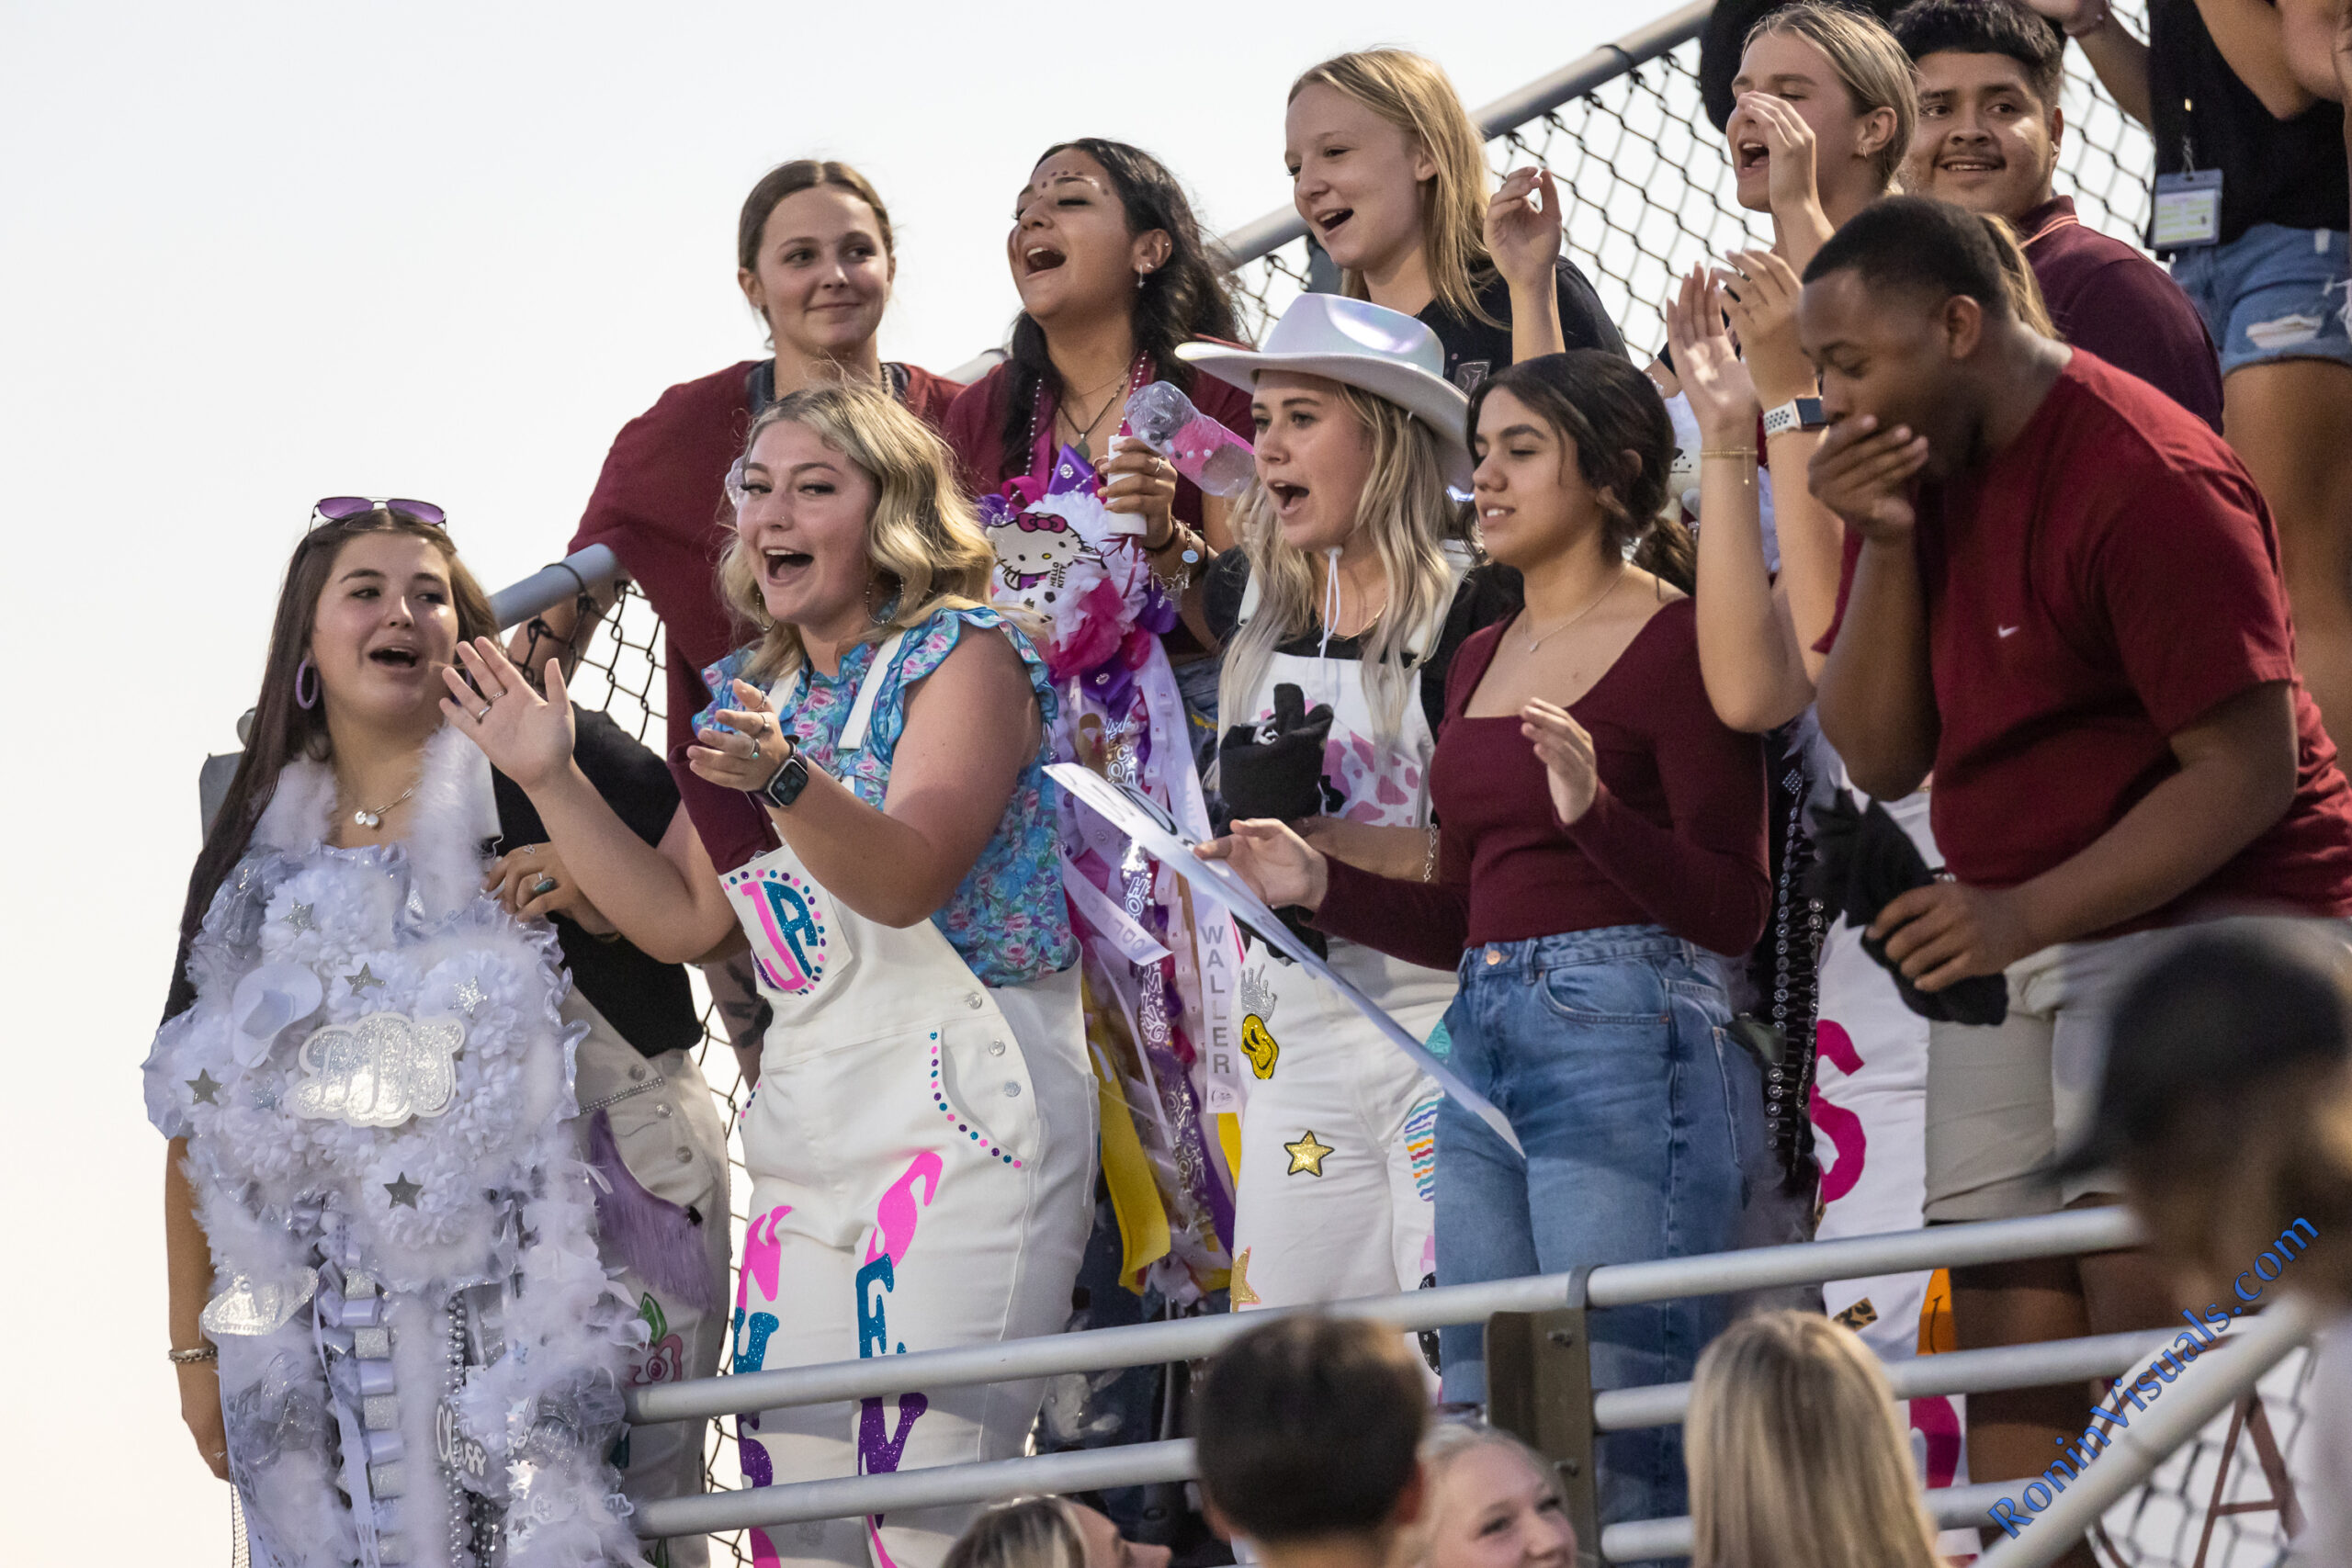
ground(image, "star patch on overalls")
xmin=1284 ymin=1130 xmax=1333 ymax=1176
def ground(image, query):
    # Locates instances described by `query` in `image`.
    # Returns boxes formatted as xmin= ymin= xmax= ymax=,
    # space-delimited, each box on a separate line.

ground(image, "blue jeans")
xmin=1434 ymin=925 xmax=1763 ymax=1536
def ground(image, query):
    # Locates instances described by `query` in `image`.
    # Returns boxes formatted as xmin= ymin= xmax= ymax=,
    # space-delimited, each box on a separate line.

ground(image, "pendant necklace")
xmin=1522 ymin=567 xmax=1623 ymax=654
xmin=349 ymin=784 xmax=415 ymax=829
xmin=1058 ymin=377 xmax=1127 ymax=464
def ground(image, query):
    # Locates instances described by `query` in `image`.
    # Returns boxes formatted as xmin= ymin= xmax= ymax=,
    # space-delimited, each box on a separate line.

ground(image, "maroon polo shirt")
xmin=1820 ymin=350 xmax=2352 ymax=933
xmin=2018 ymin=196 xmax=2223 ymax=431
xmin=566 ymin=358 xmax=962 ymax=873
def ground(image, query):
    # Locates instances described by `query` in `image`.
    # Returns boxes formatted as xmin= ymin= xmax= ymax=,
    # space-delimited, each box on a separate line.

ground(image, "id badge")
xmin=2151 ymin=169 xmax=2222 ymax=251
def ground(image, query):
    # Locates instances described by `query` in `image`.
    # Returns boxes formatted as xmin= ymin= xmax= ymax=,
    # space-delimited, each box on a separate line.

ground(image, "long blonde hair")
xmin=1745 ymin=2 xmax=1919 ymax=192
xmin=1685 ymin=1312 xmax=1941 ymax=1568
xmin=719 ymin=380 xmax=999 ymax=686
xmin=1291 ymin=50 xmax=1498 ymax=327
xmin=1216 ymin=382 xmax=1461 ymax=750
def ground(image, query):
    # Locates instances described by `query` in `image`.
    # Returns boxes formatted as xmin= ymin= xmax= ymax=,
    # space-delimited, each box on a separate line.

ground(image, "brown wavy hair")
xmin=720 ymin=380 xmax=1001 ymax=686
xmin=1466 ymin=350 xmax=1696 ymax=592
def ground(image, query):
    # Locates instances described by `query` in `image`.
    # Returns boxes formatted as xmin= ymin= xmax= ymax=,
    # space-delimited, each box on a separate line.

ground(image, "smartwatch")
xmin=754 ymin=743 xmax=811 ymax=811
xmin=1762 ymin=397 xmax=1826 ymax=439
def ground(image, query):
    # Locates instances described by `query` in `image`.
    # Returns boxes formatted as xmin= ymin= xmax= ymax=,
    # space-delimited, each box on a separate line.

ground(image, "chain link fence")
xmin=550 ymin=6 xmax=2318 ymax=1563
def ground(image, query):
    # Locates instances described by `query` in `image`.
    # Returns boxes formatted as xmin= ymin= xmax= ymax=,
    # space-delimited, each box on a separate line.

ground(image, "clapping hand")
xmin=1522 ymin=700 xmax=1600 ymax=825
xmin=440 ymin=638 xmax=577 ymax=793
xmin=1713 ymin=248 xmax=1813 ymax=408
xmin=1486 ymin=166 xmax=1564 ymax=292
xmin=1665 ymin=265 xmax=1759 ymax=443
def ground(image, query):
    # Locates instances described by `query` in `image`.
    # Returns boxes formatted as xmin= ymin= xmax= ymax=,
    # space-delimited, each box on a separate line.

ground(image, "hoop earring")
xmin=295 ymin=657 xmax=320 ymax=710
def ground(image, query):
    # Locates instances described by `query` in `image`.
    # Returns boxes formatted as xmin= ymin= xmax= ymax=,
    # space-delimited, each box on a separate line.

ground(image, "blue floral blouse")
xmin=701 ymin=606 xmax=1077 ymax=987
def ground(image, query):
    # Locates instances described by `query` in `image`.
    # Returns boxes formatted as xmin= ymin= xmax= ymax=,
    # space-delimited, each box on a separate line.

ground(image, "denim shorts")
xmin=2170 ymin=223 xmax=2352 ymax=377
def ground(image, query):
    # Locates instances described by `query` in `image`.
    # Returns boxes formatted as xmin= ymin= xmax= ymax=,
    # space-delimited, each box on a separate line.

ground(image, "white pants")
xmin=571 ymin=994 xmax=734 ymax=1568
xmin=1229 ymin=941 xmax=1452 ymax=1309
xmin=732 ymin=964 xmax=1096 ymax=1568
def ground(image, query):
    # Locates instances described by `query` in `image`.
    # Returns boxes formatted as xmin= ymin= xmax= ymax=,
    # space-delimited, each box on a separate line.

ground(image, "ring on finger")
xmin=475 ymin=704 xmax=493 ymax=722
xmin=751 ymin=739 xmax=763 ymax=762
xmin=531 ymin=875 xmax=559 ymax=897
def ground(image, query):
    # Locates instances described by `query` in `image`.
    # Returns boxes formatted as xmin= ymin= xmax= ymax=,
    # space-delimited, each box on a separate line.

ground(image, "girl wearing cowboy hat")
xmin=1177 ymin=292 xmax=1522 ymax=1320
xmin=1203 ymin=350 xmax=1770 ymax=1535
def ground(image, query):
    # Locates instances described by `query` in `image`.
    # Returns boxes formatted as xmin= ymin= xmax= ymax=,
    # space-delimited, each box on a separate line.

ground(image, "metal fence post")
xmin=1483 ymin=1267 xmax=1600 ymax=1568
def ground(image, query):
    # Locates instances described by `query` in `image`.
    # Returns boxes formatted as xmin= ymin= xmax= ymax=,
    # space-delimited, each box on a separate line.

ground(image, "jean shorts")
xmin=2170 ymin=222 xmax=2352 ymax=377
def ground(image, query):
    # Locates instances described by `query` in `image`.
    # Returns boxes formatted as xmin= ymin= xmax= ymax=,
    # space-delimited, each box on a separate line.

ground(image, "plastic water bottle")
xmin=1124 ymin=380 xmax=1257 ymax=497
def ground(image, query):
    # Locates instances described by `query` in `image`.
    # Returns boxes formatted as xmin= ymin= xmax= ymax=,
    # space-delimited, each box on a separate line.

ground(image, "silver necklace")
xmin=349 ymin=784 xmax=415 ymax=829
xmin=1522 ymin=568 xmax=1623 ymax=654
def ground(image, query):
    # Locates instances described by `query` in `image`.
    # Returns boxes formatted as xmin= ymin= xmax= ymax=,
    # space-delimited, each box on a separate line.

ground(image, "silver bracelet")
xmin=168 ymin=1344 xmax=218 ymax=1365
xmin=1420 ymin=826 xmax=1441 ymax=884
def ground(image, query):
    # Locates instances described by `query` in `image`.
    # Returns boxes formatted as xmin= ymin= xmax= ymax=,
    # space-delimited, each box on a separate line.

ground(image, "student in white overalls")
xmin=1175 ymin=296 xmax=1520 ymax=1314
xmin=456 ymin=379 xmax=1095 ymax=1568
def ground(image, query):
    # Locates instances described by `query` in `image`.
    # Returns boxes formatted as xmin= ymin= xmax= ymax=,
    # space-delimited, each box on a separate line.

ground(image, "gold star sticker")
xmin=1283 ymin=1129 xmax=1334 ymax=1177
xmin=187 ymin=1070 xmax=223 ymax=1105
xmin=346 ymin=964 xmax=382 ymax=996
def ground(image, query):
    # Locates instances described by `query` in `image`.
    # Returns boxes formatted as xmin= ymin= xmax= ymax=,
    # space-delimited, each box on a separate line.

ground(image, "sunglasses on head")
xmin=310 ymin=495 xmax=450 ymax=531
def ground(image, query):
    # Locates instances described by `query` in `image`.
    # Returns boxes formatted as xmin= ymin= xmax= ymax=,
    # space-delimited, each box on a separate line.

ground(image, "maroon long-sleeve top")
xmin=1313 ymin=598 xmax=1771 ymax=966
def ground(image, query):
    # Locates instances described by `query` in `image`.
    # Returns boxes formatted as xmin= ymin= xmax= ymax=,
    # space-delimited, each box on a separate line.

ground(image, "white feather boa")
xmin=147 ymin=728 xmax=647 ymax=1567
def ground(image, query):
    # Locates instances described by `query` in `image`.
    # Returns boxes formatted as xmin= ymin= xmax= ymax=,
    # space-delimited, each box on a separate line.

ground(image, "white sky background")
xmin=0 ymin=0 xmax=1623 ymax=1555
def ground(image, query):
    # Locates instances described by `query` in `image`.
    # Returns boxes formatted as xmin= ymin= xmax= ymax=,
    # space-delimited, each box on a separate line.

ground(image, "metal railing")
xmin=628 ymin=1208 xmax=2156 ymax=1550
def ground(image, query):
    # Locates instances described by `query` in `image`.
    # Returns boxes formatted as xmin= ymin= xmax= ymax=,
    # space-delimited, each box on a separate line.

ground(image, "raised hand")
xmin=440 ymin=638 xmax=577 ymax=792
xmin=1485 ymin=166 xmax=1564 ymax=291
xmin=1807 ymin=415 xmax=1928 ymax=543
xmin=1194 ymin=818 xmax=1329 ymax=911
xmin=1666 ymin=265 xmax=1760 ymax=444
xmin=1713 ymin=248 xmax=1814 ymax=407
xmin=1521 ymin=700 xmax=1600 ymax=825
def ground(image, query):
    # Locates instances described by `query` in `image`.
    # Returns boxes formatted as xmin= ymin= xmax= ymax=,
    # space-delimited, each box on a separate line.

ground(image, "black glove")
xmin=1804 ymin=793 xmax=2008 ymax=1028
xmin=1218 ymin=683 xmax=1333 ymax=824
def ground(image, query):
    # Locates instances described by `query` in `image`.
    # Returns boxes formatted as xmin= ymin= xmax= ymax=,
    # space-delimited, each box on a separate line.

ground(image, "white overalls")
xmin=723 ymin=630 xmax=1097 ymax=1568
xmin=1227 ymin=587 xmax=1457 ymax=1313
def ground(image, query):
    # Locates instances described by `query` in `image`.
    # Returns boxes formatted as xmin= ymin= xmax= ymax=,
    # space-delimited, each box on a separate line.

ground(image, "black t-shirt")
xmin=1204 ymin=552 xmax=1524 ymax=737
xmin=1419 ymin=258 xmax=1627 ymax=393
xmin=492 ymin=707 xmax=702 ymax=1058
xmin=2150 ymin=0 xmax=2348 ymax=247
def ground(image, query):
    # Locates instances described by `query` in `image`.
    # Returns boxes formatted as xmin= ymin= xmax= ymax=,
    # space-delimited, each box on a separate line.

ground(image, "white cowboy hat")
xmin=1177 ymin=294 xmax=1474 ymax=489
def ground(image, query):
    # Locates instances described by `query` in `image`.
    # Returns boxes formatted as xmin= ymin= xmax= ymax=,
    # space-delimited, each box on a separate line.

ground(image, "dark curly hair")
xmin=998 ymin=139 xmax=1242 ymax=481
xmin=1466 ymin=350 xmax=1694 ymax=592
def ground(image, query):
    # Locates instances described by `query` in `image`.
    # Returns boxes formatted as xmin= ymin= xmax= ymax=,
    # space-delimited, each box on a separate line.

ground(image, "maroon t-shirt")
xmin=566 ymin=358 xmax=962 ymax=872
xmin=2018 ymin=196 xmax=2223 ymax=432
xmin=1820 ymin=351 xmax=2352 ymax=931
xmin=1314 ymin=599 xmax=1771 ymax=967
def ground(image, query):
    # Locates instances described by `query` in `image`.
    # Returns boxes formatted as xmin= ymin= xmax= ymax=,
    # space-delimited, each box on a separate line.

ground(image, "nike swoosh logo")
xmin=1997 ymin=626 xmax=2020 ymax=638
